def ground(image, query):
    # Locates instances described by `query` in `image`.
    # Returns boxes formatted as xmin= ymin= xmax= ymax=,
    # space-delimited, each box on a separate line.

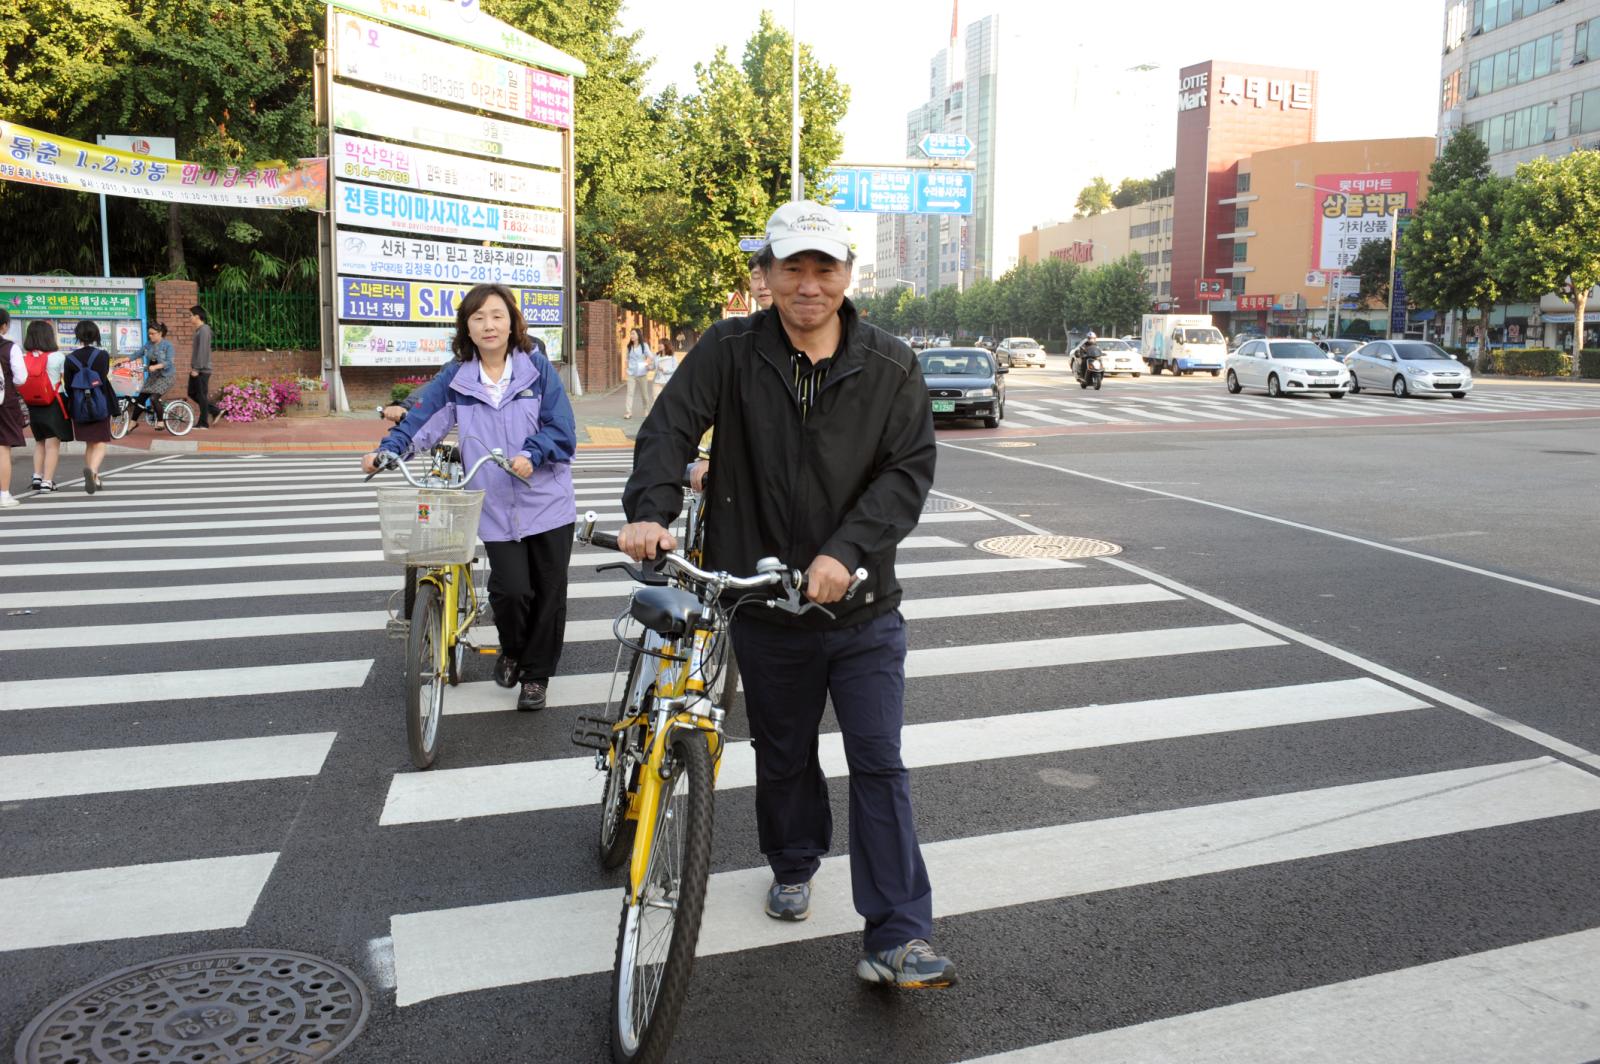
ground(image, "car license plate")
xmin=931 ymin=400 xmax=956 ymax=413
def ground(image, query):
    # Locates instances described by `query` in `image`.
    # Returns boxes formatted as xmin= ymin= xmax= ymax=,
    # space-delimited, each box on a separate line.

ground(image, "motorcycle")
xmin=1077 ymin=354 xmax=1104 ymax=390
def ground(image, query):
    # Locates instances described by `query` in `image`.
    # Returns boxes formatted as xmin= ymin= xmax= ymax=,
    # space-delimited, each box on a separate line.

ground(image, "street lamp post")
xmin=1296 ymin=181 xmax=1404 ymax=340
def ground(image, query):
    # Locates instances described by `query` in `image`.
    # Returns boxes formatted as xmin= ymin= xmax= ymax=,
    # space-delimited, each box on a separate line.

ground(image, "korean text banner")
xmin=0 ymin=121 xmax=327 ymax=211
xmin=330 ymin=82 xmax=561 ymax=169
xmin=333 ymin=133 xmax=560 ymax=210
xmin=1311 ymin=171 xmax=1420 ymax=272
xmin=334 ymin=14 xmax=573 ymax=129
xmin=339 ymin=322 xmax=563 ymax=365
xmin=1 ymin=289 xmax=139 ymax=319
xmin=336 ymin=183 xmax=562 ymax=247
xmin=327 ymin=0 xmax=586 ymax=77
xmin=340 ymin=276 xmax=564 ymax=324
xmin=336 ymin=229 xmax=563 ymax=287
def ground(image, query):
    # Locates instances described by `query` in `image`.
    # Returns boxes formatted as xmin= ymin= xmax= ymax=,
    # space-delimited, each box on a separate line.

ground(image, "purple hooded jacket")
xmin=378 ymin=350 xmax=577 ymax=542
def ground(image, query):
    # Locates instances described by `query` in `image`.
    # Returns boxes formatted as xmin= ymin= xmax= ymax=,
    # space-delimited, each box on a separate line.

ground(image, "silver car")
xmin=1345 ymin=340 xmax=1473 ymax=398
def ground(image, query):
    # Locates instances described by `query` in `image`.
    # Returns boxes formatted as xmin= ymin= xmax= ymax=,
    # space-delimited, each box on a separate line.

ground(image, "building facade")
xmin=875 ymin=12 xmax=999 ymax=295
xmin=1016 ymin=197 xmax=1175 ymax=303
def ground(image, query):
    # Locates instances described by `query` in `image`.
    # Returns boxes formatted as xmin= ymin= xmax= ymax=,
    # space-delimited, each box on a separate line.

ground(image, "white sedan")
xmin=1070 ymin=339 xmax=1146 ymax=377
xmin=1225 ymin=338 xmax=1350 ymax=398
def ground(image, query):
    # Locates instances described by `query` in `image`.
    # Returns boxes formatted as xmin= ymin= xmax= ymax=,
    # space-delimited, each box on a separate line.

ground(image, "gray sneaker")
xmin=764 ymin=879 xmax=811 ymax=921
xmin=857 ymin=939 xmax=957 ymax=989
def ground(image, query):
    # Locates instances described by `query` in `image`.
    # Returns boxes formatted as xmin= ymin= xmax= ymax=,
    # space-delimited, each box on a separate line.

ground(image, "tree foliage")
xmin=1111 ymin=168 xmax=1175 ymax=209
xmin=1074 ymin=176 xmax=1113 ymax=218
xmin=1349 ymin=238 xmax=1393 ymax=305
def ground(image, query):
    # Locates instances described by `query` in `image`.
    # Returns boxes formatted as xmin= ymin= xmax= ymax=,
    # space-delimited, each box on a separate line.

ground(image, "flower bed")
xmin=218 ymin=375 xmax=329 ymax=421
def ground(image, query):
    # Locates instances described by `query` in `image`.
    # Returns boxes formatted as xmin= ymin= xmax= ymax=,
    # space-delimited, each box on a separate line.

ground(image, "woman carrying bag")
xmin=651 ymin=336 xmax=678 ymax=404
xmin=0 ymin=309 xmax=28 ymax=508
xmin=363 ymin=283 xmax=578 ymax=712
xmin=17 ymin=319 xmax=71 ymax=493
xmin=62 ymin=321 xmax=118 ymax=494
xmin=623 ymin=327 xmax=654 ymax=419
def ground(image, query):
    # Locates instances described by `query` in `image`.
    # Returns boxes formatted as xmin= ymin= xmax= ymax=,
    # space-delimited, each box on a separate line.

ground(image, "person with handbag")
xmin=0 ymin=309 xmax=29 ymax=508
xmin=623 ymin=327 xmax=654 ymax=419
xmin=62 ymin=321 xmax=118 ymax=494
xmin=17 ymin=319 xmax=72 ymax=493
xmin=651 ymin=336 xmax=678 ymax=404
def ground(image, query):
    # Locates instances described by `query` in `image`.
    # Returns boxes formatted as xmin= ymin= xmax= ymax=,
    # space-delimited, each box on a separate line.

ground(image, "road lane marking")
xmin=1393 ymin=530 xmax=1488 ymax=543
xmin=0 ymin=660 xmax=374 ymax=712
xmin=0 ymin=577 xmax=399 ymax=610
xmin=0 ymin=853 xmax=280 ymax=952
xmin=0 ymin=513 xmax=378 ymax=539
xmin=380 ymin=678 xmax=1427 ymax=825
xmin=388 ymin=757 xmax=1600 ymax=1004
xmin=1 ymin=613 xmax=389 ymax=652
xmin=0 ymin=733 xmax=339 ymax=800
xmin=0 ymin=501 xmax=379 ymax=525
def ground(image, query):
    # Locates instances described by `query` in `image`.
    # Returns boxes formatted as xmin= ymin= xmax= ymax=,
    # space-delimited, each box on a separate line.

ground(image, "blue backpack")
xmin=65 ymin=350 xmax=110 ymax=423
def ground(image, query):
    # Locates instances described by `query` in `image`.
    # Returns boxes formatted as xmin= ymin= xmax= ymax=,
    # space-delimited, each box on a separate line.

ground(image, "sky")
xmin=617 ymin=0 xmax=1444 ymax=276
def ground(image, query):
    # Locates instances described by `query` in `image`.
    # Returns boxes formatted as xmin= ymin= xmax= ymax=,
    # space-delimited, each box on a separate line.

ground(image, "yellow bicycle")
xmin=572 ymin=511 xmax=863 ymax=1064
xmin=370 ymin=447 xmax=515 ymax=769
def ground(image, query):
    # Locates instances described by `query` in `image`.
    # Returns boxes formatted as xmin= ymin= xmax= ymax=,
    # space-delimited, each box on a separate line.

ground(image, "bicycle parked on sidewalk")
xmin=109 ymin=395 xmax=195 ymax=438
xmin=571 ymin=510 xmax=864 ymax=1064
xmin=368 ymin=446 xmax=514 ymax=769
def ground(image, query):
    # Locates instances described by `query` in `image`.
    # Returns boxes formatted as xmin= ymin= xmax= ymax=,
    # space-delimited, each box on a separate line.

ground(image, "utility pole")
xmin=790 ymin=0 xmax=801 ymax=202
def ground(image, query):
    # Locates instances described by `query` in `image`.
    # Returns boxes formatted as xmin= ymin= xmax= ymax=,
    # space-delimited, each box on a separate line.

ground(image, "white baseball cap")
xmin=765 ymin=201 xmax=852 ymax=262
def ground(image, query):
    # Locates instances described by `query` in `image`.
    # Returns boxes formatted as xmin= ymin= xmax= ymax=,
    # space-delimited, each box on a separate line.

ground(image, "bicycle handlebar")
xmin=367 ymin=447 xmax=518 ymax=488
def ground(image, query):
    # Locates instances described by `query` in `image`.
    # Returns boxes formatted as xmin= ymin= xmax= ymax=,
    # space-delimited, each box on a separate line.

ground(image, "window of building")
xmin=1574 ymin=88 xmax=1600 ymax=136
xmin=1234 ymin=207 xmax=1250 ymax=228
xmin=1443 ymin=70 xmax=1463 ymax=112
xmin=1577 ymin=17 xmax=1599 ymax=63
xmin=1233 ymin=242 xmax=1248 ymax=263
xmin=1471 ymin=99 xmax=1559 ymax=153
xmin=1141 ymin=251 xmax=1161 ymax=266
xmin=1467 ymin=30 xmax=1562 ymax=97
xmin=1235 ymin=172 xmax=1252 ymax=193
xmin=1230 ymin=276 xmax=1247 ymax=296
xmin=1162 ymin=249 xmax=1173 ymax=264
xmin=1472 ymin=0 xmax=1559 ymax=36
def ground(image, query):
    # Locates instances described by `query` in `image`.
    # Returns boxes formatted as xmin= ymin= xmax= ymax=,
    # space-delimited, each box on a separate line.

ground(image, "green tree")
xmin=1078 ymin=254 xmax=1150 ymax=335
xmin=1075 ymin=176 xmax=1113 ymax=218
xmin=958 ymin=278 xmax=1001 ymax=339
xmin=1495 ymin=150 xmax=1600 ymax=377
xmin=926 ymin=285 xmax=959 ymax=337
xmin=1348 ymin=238 xmax=1393 ymax=306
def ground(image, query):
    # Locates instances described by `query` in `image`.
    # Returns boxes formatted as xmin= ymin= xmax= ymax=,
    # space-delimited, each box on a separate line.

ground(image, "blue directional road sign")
xmin=918 ymin=132 xmax=973 ymax=159
xmin=824 ymin=167 xmax=973 ymax=216
xmin=737 ymin=235 xmax=766 ymax=253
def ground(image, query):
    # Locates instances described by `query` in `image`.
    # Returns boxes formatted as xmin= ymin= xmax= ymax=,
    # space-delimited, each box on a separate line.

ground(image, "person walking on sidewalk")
xmin=188 ymin=304 xmax=216 ymax=428
xmin=0 ymin=309 xmax=30 ymax=508
xmin=135 ymin=322 xmax=177 ymax=425
xmin=62 ymin=321 xmax=117 ymax=494
xmin=651 ymin=336 xmax=678 ymax=404
xmin=618 ymin=200 xmax=955 ymax=989
xmin=365 ymin=283 xmax=578 ymax=713
xmin=19 ymin=320 xmax=71 ymax=493
xmin=622 ymin=327 xmax=654 ymax=420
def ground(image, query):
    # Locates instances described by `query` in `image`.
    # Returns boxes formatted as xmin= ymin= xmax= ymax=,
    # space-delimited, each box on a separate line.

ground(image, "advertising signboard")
xmin=338 ymin=277 xmax=563 ymax=324
xmin=335 ymin=230 xmax=562 ymax=286
xmin=0 ymin=289 xmax=140 ymax=318
xmin=329 ymin=0 xmax=586 ymax=74
xmin=333 ymin=133 xmax=560 ymax=208
xmin=338 ymin=322 xmax=563 ymax=366
xmin=1311 ymin=171 xmax=1418 ymax=272
xmin=330 ymin=83 xmax=561 ymax=169
xmin=1236 ymin=294 xmax=1274 ymax=312
xmin=336 ymin=183 xmax=562 ymax=247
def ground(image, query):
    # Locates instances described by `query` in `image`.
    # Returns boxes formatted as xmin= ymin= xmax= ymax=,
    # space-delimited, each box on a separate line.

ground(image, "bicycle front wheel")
xmin=163 ymin=400 xmax=195 ymax=436
xmin=109 ymin=399 xmax=133 ymax=440
xmin=406 ymin=581 xmax=446 ymax=769
xmin=610 ymin=730 xmax=714 ymax=1064
xmin=599 ymin=648 xmax=649 ymax=869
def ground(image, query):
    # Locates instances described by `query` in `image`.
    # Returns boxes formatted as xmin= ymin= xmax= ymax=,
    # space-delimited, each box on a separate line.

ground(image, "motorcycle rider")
xmin=1075 ymin=331 xmax=1103 ymax=384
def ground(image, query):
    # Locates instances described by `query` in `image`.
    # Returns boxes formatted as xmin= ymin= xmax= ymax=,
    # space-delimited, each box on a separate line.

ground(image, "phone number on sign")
xmin=358 ymin=261 xmax=551 ymax=285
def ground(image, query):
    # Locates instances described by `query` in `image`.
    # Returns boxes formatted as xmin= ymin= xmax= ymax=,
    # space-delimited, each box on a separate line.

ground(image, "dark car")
xmin=917 ymin=347 xmax=1006 ymax=428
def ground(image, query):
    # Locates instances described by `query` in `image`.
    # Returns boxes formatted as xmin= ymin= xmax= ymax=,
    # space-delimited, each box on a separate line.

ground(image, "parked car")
xmin=908 ymin=335 xmax=928 ymax=350
xmin=1069 ymin=338 xmax=1146 ymax=377
xmin=1318 ymin=338 xmax=1367 ymax=359
xmin=917 ymin=347 xmax=1006 ymax=428
xmin=974 ymin=335 xmax=997 ymax=351
xmin=1225 ymin=338 xmax=1350 ymax=398
xmin=996 ymin=336 xmax=1048 ymax=368
xmin=1345 ymin=340 xmax=1472 ymax=398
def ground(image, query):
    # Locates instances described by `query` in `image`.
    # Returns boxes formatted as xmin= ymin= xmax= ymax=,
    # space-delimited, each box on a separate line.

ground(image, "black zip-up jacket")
xmin=623 ymin=300 xmax=936 ymax=630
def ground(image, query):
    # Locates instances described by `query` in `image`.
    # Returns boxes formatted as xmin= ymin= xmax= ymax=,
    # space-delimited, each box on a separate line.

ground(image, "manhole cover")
xmin=921 ymin=496 xmax=974 ymax=513
xmin=15 ymin=949 xmax=368 ymax=1064
xmin=976 ymin=534 xmax=1122 ymax=560
xmin=992 ymin=441 xmax=1035 ymax=448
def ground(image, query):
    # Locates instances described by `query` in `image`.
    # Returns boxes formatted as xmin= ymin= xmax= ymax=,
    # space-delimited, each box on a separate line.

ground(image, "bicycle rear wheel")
xmin=109 ymin=399 xmax=133 ymax=440
xmin=610 ymin=730 xmax=713 ymax=1064
xmin=406 ymin=581 xmax=446 ymax=769
xmin=163 ymin=400 xmax=195 ymax=436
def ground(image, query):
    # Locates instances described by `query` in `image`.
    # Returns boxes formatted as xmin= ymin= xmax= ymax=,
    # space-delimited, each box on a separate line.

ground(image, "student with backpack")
xmin=18 ymin=319 xmax=72 ymax=493
xmin=0 ymin=309 xmax=29 ymax=508
xmin=63 ymin=320 xmax=118 ymax=494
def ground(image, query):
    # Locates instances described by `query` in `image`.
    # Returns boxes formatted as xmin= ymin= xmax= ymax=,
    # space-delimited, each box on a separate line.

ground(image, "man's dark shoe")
xmin=857 ymin=939 xmax=957 ymax=989
xmin=765 ymin=879 xmax=811 ymax=921
xmin=517 ymin=680 xmax=547 ymax=712
xmin=494 ymin=654 xmax=519 ymax=688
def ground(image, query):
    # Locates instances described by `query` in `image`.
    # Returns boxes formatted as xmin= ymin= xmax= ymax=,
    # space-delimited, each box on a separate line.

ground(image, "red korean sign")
xmin=1195 ymin=278 xmax=1226 ymax=301
xmin=1311 ymin=171 xmax=1419 ymax=272
xmin=1236 ymin=294 xmax=1275 ymax=312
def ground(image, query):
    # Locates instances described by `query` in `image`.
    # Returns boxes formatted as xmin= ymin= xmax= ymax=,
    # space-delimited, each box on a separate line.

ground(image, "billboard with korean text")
xmin=1311 ymin=171 xmax=1420 ymax=273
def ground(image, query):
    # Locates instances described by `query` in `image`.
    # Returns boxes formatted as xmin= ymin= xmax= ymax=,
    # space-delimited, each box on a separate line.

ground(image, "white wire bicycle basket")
xmin=376 ymin=486 xmax=486 ymax=566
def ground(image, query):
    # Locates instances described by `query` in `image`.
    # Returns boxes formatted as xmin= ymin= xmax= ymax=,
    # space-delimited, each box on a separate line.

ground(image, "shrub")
xmin=217 ymin=378 xmax=280 ymax=422
xmin=1486 ymin=347 xmax=1572 ymax=376
xmin=390 ymin=382 xmax=415 ymax=404
xmin=1582 ymin=349 xmax=1600 ymax=379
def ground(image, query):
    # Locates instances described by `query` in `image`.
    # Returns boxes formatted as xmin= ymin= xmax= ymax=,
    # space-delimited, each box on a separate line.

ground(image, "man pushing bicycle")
xmin=617 ymin=200 xmax=956 ymax=989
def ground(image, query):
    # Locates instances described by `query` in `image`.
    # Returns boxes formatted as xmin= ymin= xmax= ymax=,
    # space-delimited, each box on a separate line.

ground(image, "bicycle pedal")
xmin=571 ymin=715 xmax=614 ymax=751
xmin=386 ymin=619 xmax=411 ymax=639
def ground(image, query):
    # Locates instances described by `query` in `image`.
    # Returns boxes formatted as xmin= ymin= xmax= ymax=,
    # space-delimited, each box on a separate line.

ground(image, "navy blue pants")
xmin=731 ymin=609 xmax=933 ymax=951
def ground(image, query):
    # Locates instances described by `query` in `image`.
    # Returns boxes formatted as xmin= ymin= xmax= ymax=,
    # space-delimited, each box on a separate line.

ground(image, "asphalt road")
xmin=3 ymin=392 xmax=1599 ymax=1063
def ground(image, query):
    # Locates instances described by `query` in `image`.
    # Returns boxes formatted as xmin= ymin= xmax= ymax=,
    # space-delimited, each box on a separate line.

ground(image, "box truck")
xmin=1140 ymin=314 xmax=1228 ymax=376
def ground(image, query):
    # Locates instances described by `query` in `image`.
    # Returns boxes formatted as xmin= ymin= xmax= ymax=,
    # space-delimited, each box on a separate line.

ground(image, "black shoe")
xmin=494 ymin=654 xmax=519 ymax=689
xmin=29 ymin=476 xmax=41 ymax=491
xmin=517 ymin=680 xmax=547 ymax=712
xmin=84 ymin=471 xmax=100 ymax=495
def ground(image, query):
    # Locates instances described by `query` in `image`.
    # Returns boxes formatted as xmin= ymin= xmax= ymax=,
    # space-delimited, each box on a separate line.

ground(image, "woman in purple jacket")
xmin=363 ymin=284 xmax=578 ymax=712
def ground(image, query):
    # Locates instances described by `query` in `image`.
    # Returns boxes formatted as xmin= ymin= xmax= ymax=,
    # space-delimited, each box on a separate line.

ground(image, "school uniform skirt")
xmin=27 ymin=400 xmax=73 ymax=443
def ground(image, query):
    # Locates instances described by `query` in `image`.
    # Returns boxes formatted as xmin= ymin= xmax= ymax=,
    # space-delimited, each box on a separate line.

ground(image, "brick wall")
xmin=574 ymin=300 xmax=694 ymax=394
xmin=151 ymin=280 xmax=318 ymax=402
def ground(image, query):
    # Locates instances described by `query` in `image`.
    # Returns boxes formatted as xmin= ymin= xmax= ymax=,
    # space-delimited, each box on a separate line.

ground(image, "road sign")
xmin=1335 ymin=275 xmax=1362 ymax=297
xmin=737 ymin=236 xmax=766 ymax=253
xmin=918 ymin=133 xmax=973 ymax=160
xmin=1195 ymin=278 xmax=1226 ymax=301
xmin=824 ymin=167 xmax=973 ymax=215
xmin=1304 ymin=271 xmax=1326 ymax=288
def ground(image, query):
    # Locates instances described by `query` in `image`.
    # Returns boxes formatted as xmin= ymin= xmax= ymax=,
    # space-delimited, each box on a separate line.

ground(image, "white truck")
xmin=1140 ymin=314 xmax=1228 ymax=377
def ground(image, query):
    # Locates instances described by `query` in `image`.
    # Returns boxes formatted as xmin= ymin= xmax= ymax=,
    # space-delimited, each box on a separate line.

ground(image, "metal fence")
xmin=195 ymin=288 xmax=320 ymax=351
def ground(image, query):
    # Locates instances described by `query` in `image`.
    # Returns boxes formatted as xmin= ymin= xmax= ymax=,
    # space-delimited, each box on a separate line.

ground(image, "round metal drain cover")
xmin=15 ymin=949 xmax=368 ymax=1064
xmin=976 ymin=534 xmax=1122 ymax=560
xmin=921 ymin=496 xmax=974 ymax=513
xmin=992 ymin=440 xmax=1035 ymax=448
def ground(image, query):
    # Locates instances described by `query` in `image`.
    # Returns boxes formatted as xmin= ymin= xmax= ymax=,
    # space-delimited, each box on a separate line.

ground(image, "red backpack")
xmin=17 ymin=349 xmax=61 ymax=408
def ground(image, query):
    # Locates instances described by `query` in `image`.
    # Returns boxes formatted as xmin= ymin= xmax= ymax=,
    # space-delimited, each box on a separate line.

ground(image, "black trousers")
xmin=731 ymin=609 xmax=933 ymax=951
xmin=187 ymin=372 xmax=212 ymax=426
xmin=483 ymin=523 xmax=574 ymax=682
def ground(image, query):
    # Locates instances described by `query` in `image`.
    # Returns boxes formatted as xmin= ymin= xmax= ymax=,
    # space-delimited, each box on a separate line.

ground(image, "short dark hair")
xmin=24 ymin=320 xmax=56 ymax=351
xmin=0 ymin=308 xmax=9 ymax=329
xmin=754 ymin=246 xmax=855 ymax=271
xmin=190 ymin=305 xmax=208 ymax=323
xmin=748 ymin=252 xmax=765 ymax=271
xmin=151 ymin=321 xmax=168 ymax=337
xmin=74 ymin=320 xmax=101 ymax=345
xmin=451 ymin=284 xmax=531 ymax=362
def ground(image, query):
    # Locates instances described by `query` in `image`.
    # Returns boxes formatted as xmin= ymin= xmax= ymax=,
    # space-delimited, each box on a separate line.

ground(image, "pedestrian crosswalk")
xmin=1000 ymin=385 xmax=1600 ymax=428
xmin=2 ymin=450 xmax=1594 ymax=1061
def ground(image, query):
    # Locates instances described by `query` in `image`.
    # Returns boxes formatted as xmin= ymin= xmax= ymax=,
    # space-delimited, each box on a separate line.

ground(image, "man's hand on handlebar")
xmin=618 ymin=521 xmax=677 ymax=562
xmin=804 ymin=554 xmax=852 ymax=605
xmin=688 ymin=460 xmax=710 ymax=493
